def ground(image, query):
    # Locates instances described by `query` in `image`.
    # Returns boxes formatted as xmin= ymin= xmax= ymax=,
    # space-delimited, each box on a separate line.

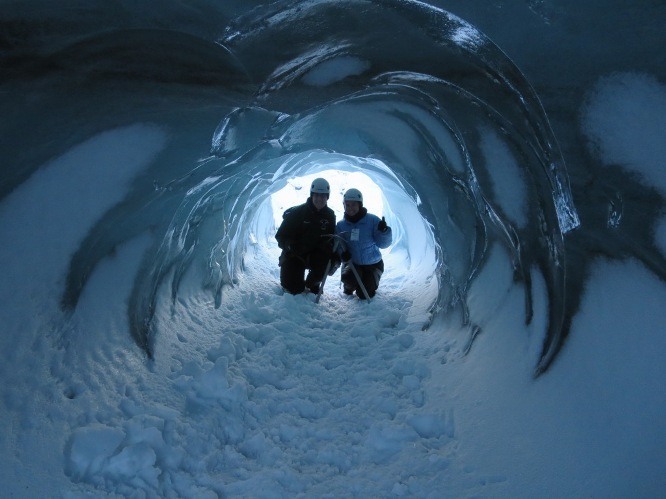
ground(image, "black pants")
xmin=280 ymin=249 xmax=331 ymax=294
xmin=341 ymin=260 xmax=384 ymax=299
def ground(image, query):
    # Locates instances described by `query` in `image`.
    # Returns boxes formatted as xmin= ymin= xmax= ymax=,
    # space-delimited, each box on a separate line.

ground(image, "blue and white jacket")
xmin=336 ymin=208 xmax=392 ymax=265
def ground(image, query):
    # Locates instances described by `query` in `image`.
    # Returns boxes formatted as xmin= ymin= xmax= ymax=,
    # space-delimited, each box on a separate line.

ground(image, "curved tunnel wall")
xmin=49 ymin=0 xmax=581 ymax=375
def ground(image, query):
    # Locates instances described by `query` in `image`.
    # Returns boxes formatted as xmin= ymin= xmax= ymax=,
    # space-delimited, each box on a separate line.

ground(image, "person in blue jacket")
xmin=336 ymin=188 xmax=392 ymax=299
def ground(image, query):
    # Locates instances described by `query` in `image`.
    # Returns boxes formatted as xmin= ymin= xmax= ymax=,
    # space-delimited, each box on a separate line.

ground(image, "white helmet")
xmin=310 ymin=178 xmax=330 ymax=197
xmin=343 ymin=188 xmax=363 ymax=204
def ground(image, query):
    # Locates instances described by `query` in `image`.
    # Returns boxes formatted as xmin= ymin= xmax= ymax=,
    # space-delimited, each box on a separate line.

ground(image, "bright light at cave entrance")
xmin=271 ymin=170 xmax=385 ymax=226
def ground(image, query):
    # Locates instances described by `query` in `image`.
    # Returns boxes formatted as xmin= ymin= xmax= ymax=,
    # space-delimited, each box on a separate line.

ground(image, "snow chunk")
xmin=364 ymin=423 xmax=419 ymax=464
xmin=408 ymin=412 xmax=454 ymax=439
xmin=105 ymin=442 xmax=159 ymax=488
xmin=65 ymin=425 xmax=125 ymax=481
xmin=184 ymin=357 xmax=249 ymax=411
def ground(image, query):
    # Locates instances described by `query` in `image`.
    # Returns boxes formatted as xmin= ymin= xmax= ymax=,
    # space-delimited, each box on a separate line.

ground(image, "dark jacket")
xmin=275 ymin=198 xmax=336 ymax=257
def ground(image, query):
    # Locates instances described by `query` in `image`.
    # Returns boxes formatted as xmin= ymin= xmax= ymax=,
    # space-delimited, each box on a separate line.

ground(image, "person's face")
xmin=344 ymin=200 xmax=361 ymax=217
xmin=311 ymin=192 xmax=328 ymax=210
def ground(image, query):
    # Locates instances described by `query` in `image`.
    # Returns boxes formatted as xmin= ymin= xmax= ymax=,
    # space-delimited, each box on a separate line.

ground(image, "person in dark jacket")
xmin=336 ymin=188 xmax=392 ymax=299
xmin=275 ymin=177 xmax=337 ymax=294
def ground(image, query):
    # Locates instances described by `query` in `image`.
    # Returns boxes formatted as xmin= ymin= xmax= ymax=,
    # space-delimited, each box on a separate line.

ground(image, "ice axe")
xmin=322 ymin=233 xmax=371 ymax=302
xmin=347 ymin=260 xmax=371 ymax=301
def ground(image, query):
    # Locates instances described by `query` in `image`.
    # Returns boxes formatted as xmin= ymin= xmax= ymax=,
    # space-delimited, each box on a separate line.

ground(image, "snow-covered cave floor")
xmin=143 ymin=239 xmax=459 ymax=496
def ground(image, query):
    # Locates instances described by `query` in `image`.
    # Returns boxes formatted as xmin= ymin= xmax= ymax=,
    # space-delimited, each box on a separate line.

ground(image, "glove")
xmin=378 ymin=216 xmax=389 ymax=232
xmin=341 ymin=250 xmax=352 ymax=262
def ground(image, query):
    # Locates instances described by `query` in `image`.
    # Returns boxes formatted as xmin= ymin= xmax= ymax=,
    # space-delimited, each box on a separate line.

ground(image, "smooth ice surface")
xmin=478 ymin=126 xmax=527 ymax=228
xmin=302 ymin=56 xmax=371 ymax=87
xmin=1 ymin=0 xmax=665 ymax=497
xmin=582 ymin=72 xmax=666 ymax=194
